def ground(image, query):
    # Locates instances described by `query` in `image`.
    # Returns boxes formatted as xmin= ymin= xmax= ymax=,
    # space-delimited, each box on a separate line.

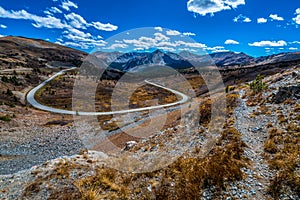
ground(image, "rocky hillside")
xmin=0 ymin=63 xmax=299 ymax=199
xmin=0 ymin=36 xmax=87 ymax=69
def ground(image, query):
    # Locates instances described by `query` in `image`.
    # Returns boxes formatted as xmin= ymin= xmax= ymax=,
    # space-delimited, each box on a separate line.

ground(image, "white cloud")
xmin=157 ymin=46 xmax=176 ymax=52
xmin=51 ymin=7 xmax=62 ymax=13
xmin=154 ymin=27 xmax=163 ymax=32
xmin=183 ymin=32 xmax=196 ymax=36
xmin=58 ymin=37 xmax=107 ymax=49
xmin=64 ymin=28 xmax=91 ymax=38
xmin=65 ymin=13 xmax=87 ymax=29
xmin=243 ymin=17 xmax=251 ymax=22
xmin=61 ymin=27 xmax=107 ymax=49
xmin=257 ymin=18 xmax=267 ymax=23
xmin=289 ymin=47 xmax=298 ymax=51
xmin=269 ymin=14 xmax=284 ymax=21
xmin=104 ymin=43 xmax=128 ymax=50
xmin=133 ymin=47 xmax=145 ymax=51
xmin=206 ymin=46 xmax=229 ymax=53
xmin=0 ymin=34 xmax=4 ymax=37
xmin=224 ymin=39 xmax=239 ymax=45
xmin=187 ymin=0 xmax=245 ymax=16
xmin=0 ymin=24 xmax=7 ymax=28
xmin=175 ymin=40 xmax=206 ymax=48
xmin=233 ymin=14 xmax=251 ymax=23
xmin=0 ymin=6 xmax=68 ymax=29
xmin=0 ymin=5 xmax=118 ymax=35
xmin=178 ymin=48 xmax=197 ymax=52
xmin=154 ymin=32 xmax=170 ymax=41
xmin=89 ymin=21 xmax=118 ymax=31
xmin=166 ymin=30 xmax=181 ymax=36
xmin=248 ymin=40 xmax=287 ymax=47
xmin=61 ymin=0 xmax=78 ymax=11
xmin=293 ymin=8 xmax=300 ymax=24
xmin=44 ymin=7 xmax=62 ymax=15
xmin=122 ymin=34 xmax=206 ymax=51
xmin=291 ymin=41 xmax=300 ymax=44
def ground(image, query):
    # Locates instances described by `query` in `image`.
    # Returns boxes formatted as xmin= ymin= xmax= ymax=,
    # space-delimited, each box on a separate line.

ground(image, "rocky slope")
xmin=0 ymin=36 xmax=87 ymax=70
xmin=0 ymin=65 xmax=299 ymax=199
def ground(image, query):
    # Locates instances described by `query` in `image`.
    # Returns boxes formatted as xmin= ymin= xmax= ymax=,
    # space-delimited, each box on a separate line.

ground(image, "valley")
xmin=0 ymin=36 xmax=299 ymax=199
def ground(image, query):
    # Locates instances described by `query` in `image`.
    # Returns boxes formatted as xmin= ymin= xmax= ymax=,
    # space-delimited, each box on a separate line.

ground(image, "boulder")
xmin=124 ymin=141 xmax=137 ymax=151
xmin=273 ymin=84 xmax=300 ymax=103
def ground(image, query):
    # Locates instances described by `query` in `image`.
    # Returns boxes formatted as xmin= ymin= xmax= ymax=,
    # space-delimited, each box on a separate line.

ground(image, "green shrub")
xmin=248 ymin=74 xmax=268 ymax=94
xmin=1 ymin=76 xmax=9 ymax=83
xmin=0 ymin=115 xmax=11 ymax=122
xmin=6 ymin=89 xmax=13 ymax=96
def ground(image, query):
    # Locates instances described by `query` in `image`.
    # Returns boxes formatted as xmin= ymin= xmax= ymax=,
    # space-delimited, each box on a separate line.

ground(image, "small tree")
xmin=6 ymin=89 xmax=13 ymax=96
xmin=248 ymin=74 xmax=268 ymax=94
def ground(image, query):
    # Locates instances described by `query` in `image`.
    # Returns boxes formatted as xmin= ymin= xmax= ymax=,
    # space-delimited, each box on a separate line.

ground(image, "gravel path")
xmin=0 ymin=126 xmax=84 ymax=175
xmin=233 ymin=90 xmax=274 ymax=199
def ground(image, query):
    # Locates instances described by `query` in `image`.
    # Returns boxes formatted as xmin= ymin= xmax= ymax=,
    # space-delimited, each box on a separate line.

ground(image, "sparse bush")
xmin=248 ymin=74 xmax=268 ymax=94
xmin=1 ymin=76 xmax=9 ymax=83
xmin=0 ymin=114 xmax=11 ymax=122
xmin=6 ymin=88 xmax=13 ymax=96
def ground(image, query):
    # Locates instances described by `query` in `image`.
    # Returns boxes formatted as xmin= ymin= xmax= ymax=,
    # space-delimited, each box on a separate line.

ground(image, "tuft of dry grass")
xmin=75 ymin=167 xmax=130 ymax=200
xmin=71 ymin=126 xmax=247 ymax=200
xmin=264 ymin=139 xmax=278 ymax=154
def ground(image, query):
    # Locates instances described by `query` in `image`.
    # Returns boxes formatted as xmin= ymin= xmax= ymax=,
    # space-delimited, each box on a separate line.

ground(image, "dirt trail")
xmin=234 ymin=90 xmax=274 ymax=199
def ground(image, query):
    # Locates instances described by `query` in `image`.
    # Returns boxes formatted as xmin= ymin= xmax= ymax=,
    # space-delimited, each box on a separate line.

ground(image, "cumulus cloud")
xmin=183 ymin=32 xmax=196 ymax=36
xmin=44 ymin=7 xmax=62 ymax=15
xmin=233 ymin=14 xmax=251 ymax=23
xmin=0 ymin=6 xmax=68 ymax=29
xmin=154 ymin=27 xmax=163 ymax=32
xmin=0 ymin=24 xmax=7 ymax=28
xmin=166 ymin=30 xmax=181 ymax=36
xmin=0 ymin=5 xmax=119 ymax=33
xmin=178 ymin=48 xmax=197 ymax=52
xmin=64 ymin=28 xmax=91 ymax=38
xmin=206 ymin=46 xmax=229 ymax=53
xmin=64 ymin=13 xmax=87 ymax=29
xmin=176 ymin=40 xmax=206 ymax=48
xmin=291 ymin=41 xmax=300 ymax=44
xmin=248 ymin=40 xmax=287 ymax=47
xmin=289 ymin=47 xmax=298 ymax=51
xmin=269 ymin=14 xmax=284 ymax=21
xmin=224 ymin=39 xmax=239 ymax=45
xmin=122 ymin=32 xmax=206 ymax=51
xmin=59 ymin=28 xmax=107 ymax=49
xmin=187 ymin=0 xmax=245 ymax=16
xmin=293 ymin=8 xmax=300 ymax=24
xmin=104 ymin=43 xmax=128 ymax=50
xmin=61 ymin=0 xmax=78 ymax=11
xmin=154 ymin=32 xmax=170 ymax=41
xmin=157 ymin=46 xmax=176 ymax=52
xmin=257 ymin=18 xmax=267 ymax=23
xmin=89 ymin=21 xmax=118 ymax=31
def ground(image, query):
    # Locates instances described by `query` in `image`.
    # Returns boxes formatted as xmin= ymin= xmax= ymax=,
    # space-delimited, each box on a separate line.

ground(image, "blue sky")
xmin=0 ymin=0 xmax=299 ymax=57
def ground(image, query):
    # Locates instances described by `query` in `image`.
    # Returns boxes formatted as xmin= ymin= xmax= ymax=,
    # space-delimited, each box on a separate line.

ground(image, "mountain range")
xmin=1 ymin=36 xmax=300 ymax=72
xmin=94 ymin=49 xmax=300 ymax=72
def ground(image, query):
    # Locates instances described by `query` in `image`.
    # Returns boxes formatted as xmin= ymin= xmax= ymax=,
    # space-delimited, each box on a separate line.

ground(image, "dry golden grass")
xmin=23 ymin=83 xmax=248 ymax=199
xmin=72 ymin=127 xmax=247 ymax=200
xmin=75 ymin=167 xmax=130 ymax=200
xmin=264 ymin=139 xmax=278 ymax=154
xmin=263 ymin=105 xmax=300 ymax=199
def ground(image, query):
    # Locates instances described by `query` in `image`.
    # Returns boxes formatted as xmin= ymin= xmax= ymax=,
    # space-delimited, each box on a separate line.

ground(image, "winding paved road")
xmin=26 ymin=68 xmax=189 ymax=115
